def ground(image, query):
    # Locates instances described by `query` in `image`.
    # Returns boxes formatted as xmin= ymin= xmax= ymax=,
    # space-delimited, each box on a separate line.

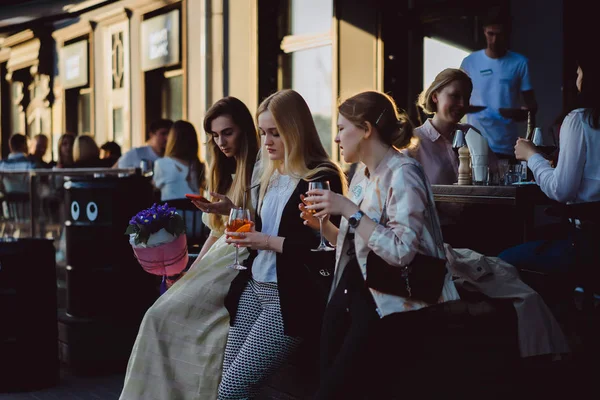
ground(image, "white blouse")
xmin=153 ymin=157 xmax=199 ymax=201
xmin=528 ymin=109 xmax=600 ymax=203
xmin=252 ymin=171 xmax=299 ymax=283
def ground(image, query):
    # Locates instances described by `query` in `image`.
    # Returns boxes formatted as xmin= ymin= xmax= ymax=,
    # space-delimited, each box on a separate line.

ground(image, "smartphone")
xmin=185 ymin=194 xmax=211 ymax=203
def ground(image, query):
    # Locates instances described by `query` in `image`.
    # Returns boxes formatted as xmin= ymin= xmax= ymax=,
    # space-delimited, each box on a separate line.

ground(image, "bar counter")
xmin=431 ymin=183 xmax=558 ymax=255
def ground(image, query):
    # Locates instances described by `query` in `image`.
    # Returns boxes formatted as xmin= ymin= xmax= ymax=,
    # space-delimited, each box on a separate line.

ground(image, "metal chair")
xmin=0 ymin=192 xmax=31 ymax=238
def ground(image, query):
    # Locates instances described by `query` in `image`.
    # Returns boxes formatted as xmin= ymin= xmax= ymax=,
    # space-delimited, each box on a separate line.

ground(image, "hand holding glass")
xmin=225 ymin=207 xmax=252 ymax=270
xmin=307 ymin=181 xmax=335 ymax=252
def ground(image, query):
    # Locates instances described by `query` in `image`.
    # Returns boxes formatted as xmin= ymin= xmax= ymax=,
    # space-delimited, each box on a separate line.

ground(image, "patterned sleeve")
xmin=367 ymin=163 xmax=428 ymax=267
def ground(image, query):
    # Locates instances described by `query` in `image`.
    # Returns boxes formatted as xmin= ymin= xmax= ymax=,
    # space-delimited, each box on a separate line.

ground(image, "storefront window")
xmin=78 ymin=90 xmax=91 ymax=135
xmin=281 ymin=0 xmax=334 ymax=155
xmin=141 ymin=8 xmax=184 ymax=130
xmin=62 ymin=39 xmax=92 ymax=138
xmin=113 ymin=107 xmax=124 ymax=146
xmin=290 ymin=0 xmax=333 ymax=35
xmin=423 ymin=37 xmax=469 ymax=89
xmin=288 ymin=46 xmax=332 ymax=154
xmin=162 ymin=72 xmax=183 ymax=121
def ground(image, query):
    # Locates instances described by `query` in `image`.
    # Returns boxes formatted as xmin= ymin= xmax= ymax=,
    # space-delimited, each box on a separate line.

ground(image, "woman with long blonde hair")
xmin=120 ymin=97 xmax=260 ymax=400
xmin=55 ymin=133 xmax=75 ymax=168
xmin=220 ymin=89 xmax=346 ymax=399
xmin=72 ymin=134 xmax=102 ymax=167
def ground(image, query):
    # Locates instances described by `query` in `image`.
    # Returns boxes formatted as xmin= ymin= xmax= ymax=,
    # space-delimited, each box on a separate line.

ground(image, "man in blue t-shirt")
xmin=460 ymin=9 xmax=537 ymax=158
xmin=116 ymin=119 xmax=173 ymax=169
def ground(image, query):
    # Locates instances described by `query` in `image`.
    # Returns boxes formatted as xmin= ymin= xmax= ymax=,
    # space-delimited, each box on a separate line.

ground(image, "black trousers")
xmin=315 ymin=261 xmax=460 ymax=400
xmin=315 ymin=259 xmax=381 ymax=400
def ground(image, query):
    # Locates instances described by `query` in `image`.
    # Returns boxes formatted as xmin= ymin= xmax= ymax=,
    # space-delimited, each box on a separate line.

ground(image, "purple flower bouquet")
xmin=125 ymin=204 xmax=188 ymax=290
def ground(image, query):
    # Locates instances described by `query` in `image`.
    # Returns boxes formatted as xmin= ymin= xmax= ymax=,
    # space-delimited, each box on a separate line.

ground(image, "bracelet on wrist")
xmin=264 ymin=234 xmax=271 ymax=250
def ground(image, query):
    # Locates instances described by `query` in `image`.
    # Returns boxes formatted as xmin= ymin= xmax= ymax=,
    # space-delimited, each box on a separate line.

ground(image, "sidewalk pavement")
xmin=0 ymin=370 xmax=124 ymax=400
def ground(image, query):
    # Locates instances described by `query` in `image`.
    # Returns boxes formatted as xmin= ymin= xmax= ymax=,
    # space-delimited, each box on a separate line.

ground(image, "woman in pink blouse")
xmin=408 ymin=68 xmax=477 ymax=230
xmin=303 ymin=91 xmax=460 ymax=399
xmin=408 ymin=68 xmax=474 ymax=185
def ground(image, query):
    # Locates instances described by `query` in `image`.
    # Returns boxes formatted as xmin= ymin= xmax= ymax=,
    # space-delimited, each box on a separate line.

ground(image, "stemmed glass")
xmin=226 ymin=207 xmax=252 ymax=270
xmin=307 ymin=181 xmax=335 ymax=252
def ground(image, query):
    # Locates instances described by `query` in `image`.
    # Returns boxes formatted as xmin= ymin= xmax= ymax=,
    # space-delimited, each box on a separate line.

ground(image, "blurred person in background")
xmin=28 ymin=133 xmax=50 ymax=168
xmin=460 ymin=7 xmax=537 ymax=159
xmin=117 ymin=119 xmax=172 ymax=169
xmin=153 ymin=120 xmax=206 ymax=201
xmin=0 ymin=133 xmax=36 ymax=194
xmin=55 ymin=133 xmax=76 ymax=169
xmin=73 ymin=135 xmax=105 ymax=168
xmin=100 ymin=141 xmax=122 ymax=167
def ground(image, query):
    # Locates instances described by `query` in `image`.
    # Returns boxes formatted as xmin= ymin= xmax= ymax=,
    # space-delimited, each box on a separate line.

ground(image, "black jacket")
xmin=225 ymin=170 xmax=344 ymax=338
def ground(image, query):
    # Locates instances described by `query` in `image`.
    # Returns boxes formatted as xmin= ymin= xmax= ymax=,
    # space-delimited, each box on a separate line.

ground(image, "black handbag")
xmin=365 ymin=251 xmax=447 ymax=304
xmin=363 ymin=165 xmax=447 ymax=304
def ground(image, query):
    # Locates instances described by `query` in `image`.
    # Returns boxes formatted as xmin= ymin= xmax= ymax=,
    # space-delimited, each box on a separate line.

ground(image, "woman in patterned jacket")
xmin=303 ymin=90 xmax=460 ymax=399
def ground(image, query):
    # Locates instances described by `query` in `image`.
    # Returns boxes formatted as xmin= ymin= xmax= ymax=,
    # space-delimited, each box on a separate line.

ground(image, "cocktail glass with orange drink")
xmin=226 ymin=207 xmax=252 ymax=270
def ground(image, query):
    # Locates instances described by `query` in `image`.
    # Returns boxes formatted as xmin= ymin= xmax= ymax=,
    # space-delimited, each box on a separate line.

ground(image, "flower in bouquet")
xmin=125 ymin=203 xmax=189 ymax=282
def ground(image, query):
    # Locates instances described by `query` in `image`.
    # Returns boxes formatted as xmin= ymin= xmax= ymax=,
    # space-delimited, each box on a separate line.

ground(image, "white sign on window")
xmin=65 ymin=55 xmax=81 ymax=81
xmin=141 ymin=9 xmax=180 ymax=71
xmin=61 ymin=41 xmax=88 ymax=89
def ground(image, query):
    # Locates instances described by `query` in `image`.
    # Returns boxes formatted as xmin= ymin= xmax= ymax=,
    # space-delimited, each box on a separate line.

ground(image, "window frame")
xmin=278 ymin=0 xmax=340 ymax=162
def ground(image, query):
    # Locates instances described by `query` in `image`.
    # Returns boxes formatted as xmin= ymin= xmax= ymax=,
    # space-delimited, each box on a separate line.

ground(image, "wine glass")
xmin=307 ymin=181 xmax=335 ymax=252
xmin=226 ymin=207 xmax=252 ymax=270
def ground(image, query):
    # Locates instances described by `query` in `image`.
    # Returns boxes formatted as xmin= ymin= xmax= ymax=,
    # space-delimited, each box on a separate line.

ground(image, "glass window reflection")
xmin=113 ymin=107 xmax=124 ymax=146
xmin=162 ymin=74 xmax=183 ymax=121
xmin=290 ymin=0 xmax=333 ymax=35
xmin=289 ymin=45 xmax=333 ymax=155
xmin=78 ymin=92 xmax=91 ymax=135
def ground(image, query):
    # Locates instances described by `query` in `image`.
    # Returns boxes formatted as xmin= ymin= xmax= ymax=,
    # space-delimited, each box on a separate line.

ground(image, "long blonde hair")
xmin=256 ymin=89 xmax=346 ymax=207
xmin=203 ymin=97 xmax=260 ymax=231
xmin=73 ymin=134 xmax=100 ymax=163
